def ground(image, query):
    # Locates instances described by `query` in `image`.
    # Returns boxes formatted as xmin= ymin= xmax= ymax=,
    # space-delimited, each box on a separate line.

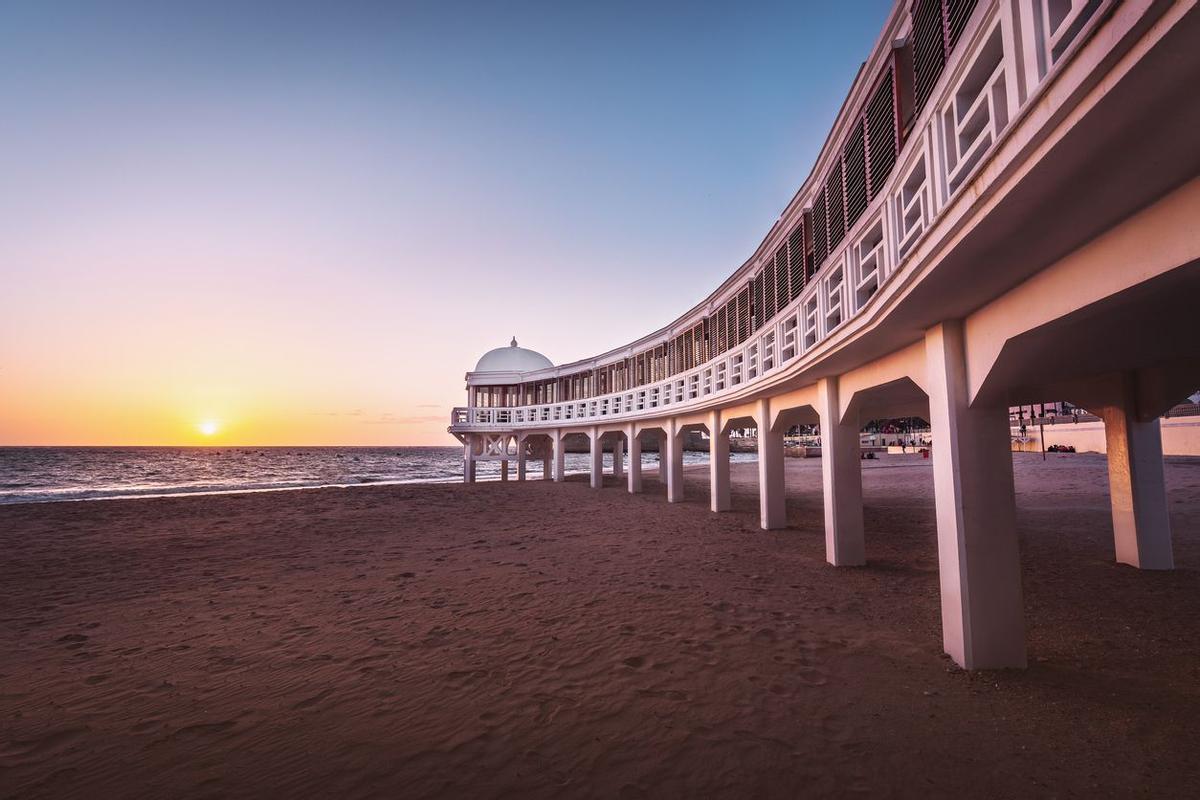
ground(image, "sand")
xmin=2 ymin=452 xmax=1199 ymax=798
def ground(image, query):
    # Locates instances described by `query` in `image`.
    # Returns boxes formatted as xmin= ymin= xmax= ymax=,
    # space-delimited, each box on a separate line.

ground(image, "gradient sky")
xmin=1 ymin=0 xmax=892 ymax=446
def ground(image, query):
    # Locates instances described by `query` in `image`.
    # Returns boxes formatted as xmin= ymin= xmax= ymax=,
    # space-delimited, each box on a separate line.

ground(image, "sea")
xmin=0 ymin=447 xmax=757 ymax=505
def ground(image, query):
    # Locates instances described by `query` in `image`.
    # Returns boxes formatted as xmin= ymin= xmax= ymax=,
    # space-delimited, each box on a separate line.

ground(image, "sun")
xmin=198 ymin=420 xmax=220 ymax=437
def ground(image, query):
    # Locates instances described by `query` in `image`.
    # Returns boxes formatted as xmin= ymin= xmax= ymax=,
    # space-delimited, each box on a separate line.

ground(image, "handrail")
xmin=452 ymin=0 xmax=1116 ymax=431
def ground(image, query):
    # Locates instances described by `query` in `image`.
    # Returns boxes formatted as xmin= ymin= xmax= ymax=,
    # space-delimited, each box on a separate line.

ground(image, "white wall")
xmin=1012 ymin=417 xmax=1200 ymax=456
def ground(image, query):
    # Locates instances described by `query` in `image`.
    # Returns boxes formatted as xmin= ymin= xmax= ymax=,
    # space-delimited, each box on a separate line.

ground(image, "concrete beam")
xmin=626 ymin=423 xmax=642 ymax=494
xmin=665 ymin=419 xmax=684 ymax=503
xmin=926 ymin=321 xmax=1026 ymax=670
xmin=589 ymin=426 xmax=603 ymax=489
xmin=757 ymin=398 xmax=787 ymax=530
xmin=553 ymin=430 xmax=566 ymax=483
xmin=817 ymin=376 xmax=866 ymax=566
xmin=1100 ymin=374 xmax=1174 ymax=569
xmin=709 ymin=408 xmax=730 ymax=513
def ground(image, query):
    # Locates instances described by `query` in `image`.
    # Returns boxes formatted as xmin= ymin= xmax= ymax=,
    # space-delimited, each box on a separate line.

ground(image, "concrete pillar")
xmin=1099 ymin=376 xmax=1173 ymax=569
xmin=553 ymin=431 xmax=566 ymax=483
xmin=517 ymin=440 xmax=527 ymax=482
xmin=500 ymin=460 xmax=509 ymax=482
xmin=590 ymin=428 xmax=603 ymax=489
xmin=463 ymin=440 xmax=476 ymax=484
xmin=627 ymin=424 xmax=642 ymax=494
xmin=665 ymin=420 xmax=684 ymax=503
xmin=613 ymin=438 xmax=624 ymax=477
xmin=542 ymin=453 xmax=552 ymax=481
xmin=709 ymin=409 xmax=730 ymax=512
xmin=925 ymin=321 xmax=1025 ymax=669
xmin=817 ymin=377 xmax=865 ymax=566
xmin=757 ymin=398 xmax=786 ymax=530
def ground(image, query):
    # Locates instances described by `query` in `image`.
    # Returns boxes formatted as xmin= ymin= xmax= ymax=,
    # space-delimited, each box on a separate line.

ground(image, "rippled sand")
xmin=2 ymin=453 xmax=1198 ymax=798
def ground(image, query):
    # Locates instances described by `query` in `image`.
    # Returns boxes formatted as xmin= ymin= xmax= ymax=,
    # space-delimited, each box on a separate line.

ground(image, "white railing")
xmin=452 ymin=0 xmax=1112 ymax=432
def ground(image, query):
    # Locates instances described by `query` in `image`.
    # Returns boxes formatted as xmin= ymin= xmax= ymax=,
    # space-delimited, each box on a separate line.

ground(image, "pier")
xmin=451 ymin=0 xmax=1200 ymax=669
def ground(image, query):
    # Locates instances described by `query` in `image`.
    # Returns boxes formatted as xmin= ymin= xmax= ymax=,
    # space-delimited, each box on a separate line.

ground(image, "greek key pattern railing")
xmin=451 ymin=0 xmax=1111 ymax=432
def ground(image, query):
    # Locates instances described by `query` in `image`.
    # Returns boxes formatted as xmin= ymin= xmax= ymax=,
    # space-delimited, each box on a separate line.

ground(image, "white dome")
xmin=473 ymin=338 xmax=554 ymax=373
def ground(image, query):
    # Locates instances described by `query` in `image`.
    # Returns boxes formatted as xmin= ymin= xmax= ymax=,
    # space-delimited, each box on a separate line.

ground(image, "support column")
xmin=709 ymin=409 xmax=730 ymax=512
xmin=542 ymin=452 xmax=552 ymax=481
xmin=817 ymin=377 xmax=865 ymax=566
xmin=1099 ymin=375 xmax=1173 ymax=569
xmin=553 ymin=431 xmax=566 ymax=483
xmin=757 ymin=398 xmax=786 ymax=529
xmin=500 ymin=460 xmax=509 ymax=482
xmin=665 ymin=419 xmax=684 ymax=503
xmin=627 ymin=424 xmax=642 ymax=494
xmin=926 ymin=321 xmax=1025 ymax=669
xmin=613 ymin=438 xmax=624 ymax=477
xmin=517 ymin=438 xmax=527 ymax=482
xmin=590 ymin=427 xmax=603 ymax=489
xmin=463 ymin=439 xmax=476 ymax=484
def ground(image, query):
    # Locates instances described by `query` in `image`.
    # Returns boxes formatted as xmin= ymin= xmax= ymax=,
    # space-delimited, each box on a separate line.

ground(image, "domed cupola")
xmin=473 ymin=337 xmax=554 ymax=373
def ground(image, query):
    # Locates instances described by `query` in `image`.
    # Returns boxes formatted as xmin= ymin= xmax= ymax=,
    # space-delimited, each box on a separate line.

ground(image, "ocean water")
xmin=0 ymin=447 xmax=756 ymax=505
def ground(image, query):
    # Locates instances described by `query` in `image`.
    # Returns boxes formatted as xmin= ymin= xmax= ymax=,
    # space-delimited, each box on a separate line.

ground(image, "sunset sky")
xmin=1 ymin=0 xmax=891 ymax=446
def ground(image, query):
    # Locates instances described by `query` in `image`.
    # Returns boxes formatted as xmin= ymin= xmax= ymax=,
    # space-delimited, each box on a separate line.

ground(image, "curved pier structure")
xmin=450 ymin=0 xmax=1200 ymax=668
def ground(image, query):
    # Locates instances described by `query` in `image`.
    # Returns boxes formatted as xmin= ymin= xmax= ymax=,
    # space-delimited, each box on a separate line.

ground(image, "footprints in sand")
xmin=168 ymin=720 xmax=236 ymax=739
xmin=292 ymin=688 xmax=334 ymax=710
xmin=621 ymin=656 xmax=646 ymax=669
xmin=636 ymin=688 xmax=689 ymax=701
xmin=0 ymin=726 xmax=89 ymax=765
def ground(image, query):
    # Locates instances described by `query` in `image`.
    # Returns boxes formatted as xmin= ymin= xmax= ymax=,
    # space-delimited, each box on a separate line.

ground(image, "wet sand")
xmin=2 ymin=452 xmax=1199 ymax=798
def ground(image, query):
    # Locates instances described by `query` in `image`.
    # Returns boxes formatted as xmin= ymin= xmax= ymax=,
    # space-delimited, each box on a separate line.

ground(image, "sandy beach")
xmin=2 ymin=452 xmax=1199 ymax=798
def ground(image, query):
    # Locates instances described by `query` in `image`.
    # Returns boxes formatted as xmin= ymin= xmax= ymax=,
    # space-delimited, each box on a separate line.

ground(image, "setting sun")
xmin=198 ymin=420 xmax=220 ymax=437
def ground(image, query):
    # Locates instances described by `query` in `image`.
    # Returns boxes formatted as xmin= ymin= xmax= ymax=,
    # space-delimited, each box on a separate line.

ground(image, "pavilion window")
xmin=752 ymin=273 xmax=764 ymax=332
xmin=762 ymin=262 xmax=776 ymax=328
xmin=826 ymin=160 xmax=846 ymax=252
xmin=788 ymin=222 xmax=806 ymax=299
xmin=910 ymin=0 xmax=980 ymax=115
xmin=774 ymin=243 xmax=789 ymax=316
xmin=843 ymin=119 xmax=868 ymax=228
xmin=736 ymin=286 xmax=751 ymax=345
xmin=866 ymin=64 xmax=901 ymax=199
xmin=812 ymin=192 xmax=829 ymax=269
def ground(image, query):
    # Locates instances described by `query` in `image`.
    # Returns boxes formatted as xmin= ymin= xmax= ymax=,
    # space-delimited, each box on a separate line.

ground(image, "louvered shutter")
xmin=812 ymin=191 xmax=829 ymax=267
xmin=866 ymin=66 xmax=899 ymax=199
xmin=826 ymin=161 xmax=846 ymax=251
xmin=787 ymin=223 xmax=805 ymax=298
xmin=843 ymin=121 xmax=868 ymax=228
xmin=774 ymin=244 xmax=789 ymax=315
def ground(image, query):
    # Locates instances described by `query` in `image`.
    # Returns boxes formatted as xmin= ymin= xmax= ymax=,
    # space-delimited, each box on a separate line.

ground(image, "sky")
xmin=0 ymin=0 xmax=893 ymax=446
